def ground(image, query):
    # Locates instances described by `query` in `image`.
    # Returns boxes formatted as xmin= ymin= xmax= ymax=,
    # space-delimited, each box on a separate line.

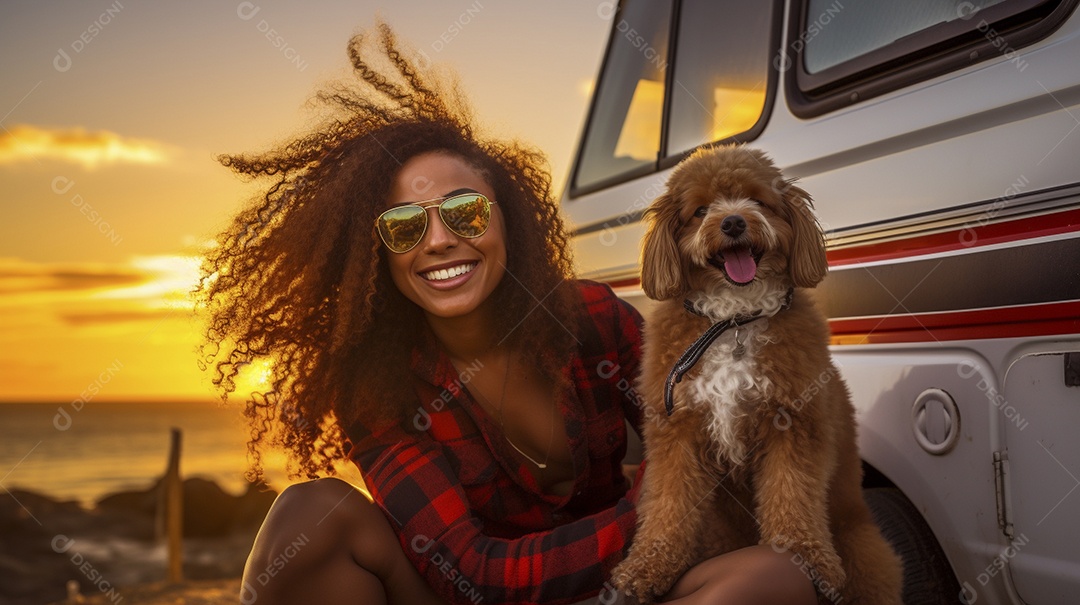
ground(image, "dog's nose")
xmin=721 ymin=215 xmax=746 ymax=237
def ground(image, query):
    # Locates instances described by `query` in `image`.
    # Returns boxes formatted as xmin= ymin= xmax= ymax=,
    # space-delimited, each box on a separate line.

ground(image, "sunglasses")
xmin=376 ymin=193 xmax=498 ymax=253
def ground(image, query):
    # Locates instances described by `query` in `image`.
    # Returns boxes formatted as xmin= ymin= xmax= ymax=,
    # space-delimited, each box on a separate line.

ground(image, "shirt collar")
xmin=409 ymin=325 xmax=460 ymax=389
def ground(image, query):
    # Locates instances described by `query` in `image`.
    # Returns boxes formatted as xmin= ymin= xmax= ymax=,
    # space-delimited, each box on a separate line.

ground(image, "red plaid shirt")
xmin=346 ymin=280 xmax=645 ymax=605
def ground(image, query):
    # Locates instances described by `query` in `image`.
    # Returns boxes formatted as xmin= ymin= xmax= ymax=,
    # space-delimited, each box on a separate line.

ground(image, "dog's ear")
xmin=640 ymin=194 xmax=688 ymax=300
xmin=780 ymin=180 xmax=829 ymax=288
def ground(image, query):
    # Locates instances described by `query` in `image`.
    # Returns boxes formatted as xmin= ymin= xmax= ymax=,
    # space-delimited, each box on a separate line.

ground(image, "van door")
xmin=1001 ymin=346 xmax=1080 ymax=603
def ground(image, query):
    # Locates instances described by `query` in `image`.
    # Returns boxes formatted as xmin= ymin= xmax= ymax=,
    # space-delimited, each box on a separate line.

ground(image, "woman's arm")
xmin=610 ymin=291 xmax=646 ymax=441
xmin=577 ymin=279 xmax=647 ymax=441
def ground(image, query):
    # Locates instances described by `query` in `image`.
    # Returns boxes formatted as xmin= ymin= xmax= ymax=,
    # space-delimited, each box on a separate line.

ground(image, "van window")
xmin=803 ymin=0 xmax=1011 ymax=74
xmin=574 ymin=0 xmax=673 ymax=191
xmin=788 ymin=0 xmax=1074 ymax=116
xmin=666 ymin=1 xmax=775 ymax=157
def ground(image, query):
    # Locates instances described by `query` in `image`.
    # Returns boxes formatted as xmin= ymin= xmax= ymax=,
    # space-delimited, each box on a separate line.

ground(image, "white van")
xmin=562 ymin=1 xmax=1080 ymax=604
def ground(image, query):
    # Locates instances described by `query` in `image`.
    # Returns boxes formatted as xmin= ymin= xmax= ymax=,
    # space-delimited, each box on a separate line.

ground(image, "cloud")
xmin=0 ymin=256 xmax=210 ymax=402
xmin=92 ymin=255 xmax=203 ymax=306
xmin=58 ymin=309 xmax=180 ymax=326
xmin=0 ymin=258 xmax=148 ymax=295
xmin=0 ymin=124 xmax=170 ymax=169
xmin=0 ymin=255 xmax=202 ymax=321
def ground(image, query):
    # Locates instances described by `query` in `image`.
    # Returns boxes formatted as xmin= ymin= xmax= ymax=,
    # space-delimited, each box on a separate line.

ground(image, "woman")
xmin=200 ymin=24 xmax=817 ymax=605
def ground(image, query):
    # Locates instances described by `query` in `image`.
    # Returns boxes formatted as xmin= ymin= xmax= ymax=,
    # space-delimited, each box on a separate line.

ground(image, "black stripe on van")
xmin=815 ymin=235 xmax=1080 ymax=319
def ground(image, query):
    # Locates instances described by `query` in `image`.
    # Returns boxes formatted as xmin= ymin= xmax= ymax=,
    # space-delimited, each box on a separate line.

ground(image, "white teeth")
xmin=422 ymin=262 xmax=476 ymax=281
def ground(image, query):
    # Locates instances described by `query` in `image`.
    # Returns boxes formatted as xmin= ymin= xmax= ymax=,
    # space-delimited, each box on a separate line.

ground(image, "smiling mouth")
xmin=708 ymin=246 xmax=762 ymax=285
xmin=420 ymin=262 xmax=477 ymax=282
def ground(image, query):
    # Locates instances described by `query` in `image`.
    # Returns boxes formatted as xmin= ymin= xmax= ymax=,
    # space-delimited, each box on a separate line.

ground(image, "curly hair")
xmin=197 ymin=23 xmax=578 ymax=480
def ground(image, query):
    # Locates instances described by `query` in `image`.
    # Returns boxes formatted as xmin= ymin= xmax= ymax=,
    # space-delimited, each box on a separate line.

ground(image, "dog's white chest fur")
xmin=677 ymin=288 xmax=787 ymax=464
xmin=683 ymin=320 xmax=773 ymax=465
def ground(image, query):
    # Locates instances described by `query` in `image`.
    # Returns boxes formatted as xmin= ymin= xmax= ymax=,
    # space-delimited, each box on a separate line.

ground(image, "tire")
xmin=864 ymin=487 xmax=961 ymax=605
xmin=859 ymin=486 xmax=963 ymax=605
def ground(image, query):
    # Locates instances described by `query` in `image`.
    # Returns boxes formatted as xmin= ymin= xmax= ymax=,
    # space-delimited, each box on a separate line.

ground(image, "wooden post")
xmin=161 ymin=427 xmax=184 ymax=583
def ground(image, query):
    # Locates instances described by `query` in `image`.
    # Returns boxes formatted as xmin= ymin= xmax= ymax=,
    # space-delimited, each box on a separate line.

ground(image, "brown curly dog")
xmin=611 ymin=145 xmax=903 ymax=605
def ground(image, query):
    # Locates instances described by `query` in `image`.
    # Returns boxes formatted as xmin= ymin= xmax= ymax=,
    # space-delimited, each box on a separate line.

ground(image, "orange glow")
xmin=579 ymin=78 xmax=596 ymax=98
xmin=710 ymin=85 xmax=766 ymax=142
xmin=614 ymin=79 xmax=664 ymax=162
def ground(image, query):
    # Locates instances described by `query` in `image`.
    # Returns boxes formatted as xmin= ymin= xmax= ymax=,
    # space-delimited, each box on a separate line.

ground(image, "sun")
xmin=232 ymin=356 xmax=276 ymax=399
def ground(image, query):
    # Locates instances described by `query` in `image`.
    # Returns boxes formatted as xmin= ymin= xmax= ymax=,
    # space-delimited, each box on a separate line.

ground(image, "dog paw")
xmin=611 ymin=557 xmax=659 ymax=602
xmin=811 ymin=549 xmax=846 ymax=594
xmin=611 ymin=541 xmax=687 ymax=603
xmin=798 ymin=545 xmax=846 ymax=593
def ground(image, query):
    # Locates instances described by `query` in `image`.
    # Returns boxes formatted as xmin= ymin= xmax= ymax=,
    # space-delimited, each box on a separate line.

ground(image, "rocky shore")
xmin=1 ymin=478 xmax=277 ymax=605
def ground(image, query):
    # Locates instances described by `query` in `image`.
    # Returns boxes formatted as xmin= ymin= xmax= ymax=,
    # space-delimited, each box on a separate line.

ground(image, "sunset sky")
xmin=0 ymin=0 xmax=612 ymax=402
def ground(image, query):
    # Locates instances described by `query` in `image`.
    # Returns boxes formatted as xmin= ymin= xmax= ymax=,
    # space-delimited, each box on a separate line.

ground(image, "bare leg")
xmin=240 ymin=478 xmax=445 ymax=605
xmin=659 ymin=545 xmax=817 ymax=605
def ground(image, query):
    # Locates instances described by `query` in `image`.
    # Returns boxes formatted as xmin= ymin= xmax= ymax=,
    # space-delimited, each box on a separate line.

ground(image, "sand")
xmin=50 ymin=578 xmax=241 ymax=604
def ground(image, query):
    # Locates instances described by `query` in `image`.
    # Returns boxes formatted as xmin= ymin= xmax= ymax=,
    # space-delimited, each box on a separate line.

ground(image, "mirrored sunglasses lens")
xmin=440 ymin=195 xmax=490 ymax=238
xmin=378 ymin=206 xmax=427 ymax=252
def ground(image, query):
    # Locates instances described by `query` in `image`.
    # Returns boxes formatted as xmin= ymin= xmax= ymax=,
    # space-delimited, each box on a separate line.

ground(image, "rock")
xmin=96 ymin=477 xmax=279 ymax=538
xmin=182 ymin=477 xmax=236 ymax=537
xmin=229 ymin=481 xmax=277 ymax=533
xmin=0 ymin=489 xmax=89 ymax=605
xmin=1 ymin=489 xmax=85 ymax=532
xmin=95 ymin=484 xmax=157 ymax=516
xmin=0 ymin=479 xmax=278 ymax=605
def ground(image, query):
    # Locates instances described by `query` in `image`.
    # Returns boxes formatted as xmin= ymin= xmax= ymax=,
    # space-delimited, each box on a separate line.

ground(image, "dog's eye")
xmin=749 ymin=198 xmax=764 ymax=206
xmin=694 ymin=206 xmax=708 ymax=218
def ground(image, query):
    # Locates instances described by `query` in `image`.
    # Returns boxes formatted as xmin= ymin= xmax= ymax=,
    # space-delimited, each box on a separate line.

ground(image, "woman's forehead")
xmin=388 ymin=152 xmax=493 ymax=205
xmin=386 ymin=187 xmax=481 ymax=208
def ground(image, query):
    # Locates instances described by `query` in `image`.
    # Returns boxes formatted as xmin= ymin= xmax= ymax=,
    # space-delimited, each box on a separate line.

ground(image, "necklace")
xmin=496 ymin=352 xmax=554 ymax=470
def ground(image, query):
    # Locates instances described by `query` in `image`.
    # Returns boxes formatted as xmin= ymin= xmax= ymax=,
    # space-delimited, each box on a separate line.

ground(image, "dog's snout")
xmin=721 ymin=215 xmax=747 ymax=237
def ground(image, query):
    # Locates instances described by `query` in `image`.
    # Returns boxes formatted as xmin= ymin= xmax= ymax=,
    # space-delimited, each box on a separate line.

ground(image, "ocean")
xmin=0 ymin=401 xmax=295 ymax=507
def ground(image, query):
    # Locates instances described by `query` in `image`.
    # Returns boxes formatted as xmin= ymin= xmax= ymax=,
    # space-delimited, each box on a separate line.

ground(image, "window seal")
xmin=569 ymin=163 xmax=660 ymax=199
xmin=657 ymin=0 xmax=685 ymax=162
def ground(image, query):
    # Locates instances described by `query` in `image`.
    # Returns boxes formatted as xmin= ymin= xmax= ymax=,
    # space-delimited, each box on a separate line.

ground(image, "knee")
xmin=272 ymin=478 xmax=372 ymax=526
xmin=243 ymin=479 xmax=397 ymax=603
xmin=256 ymin=478 xmax=389 ymax=562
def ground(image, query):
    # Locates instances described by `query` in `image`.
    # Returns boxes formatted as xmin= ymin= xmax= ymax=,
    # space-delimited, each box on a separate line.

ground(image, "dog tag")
xmin=732 ymin=329 xmax=746 ymax=359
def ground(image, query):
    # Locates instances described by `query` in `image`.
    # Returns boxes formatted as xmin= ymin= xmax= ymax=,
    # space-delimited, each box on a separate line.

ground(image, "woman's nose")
xmin=421 ymin=207 xmax=458 ymax=251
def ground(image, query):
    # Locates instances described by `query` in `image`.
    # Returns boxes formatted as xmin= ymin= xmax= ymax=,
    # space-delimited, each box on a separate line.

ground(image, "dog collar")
xmin=665 ymin=288 xmax=794 ymax=416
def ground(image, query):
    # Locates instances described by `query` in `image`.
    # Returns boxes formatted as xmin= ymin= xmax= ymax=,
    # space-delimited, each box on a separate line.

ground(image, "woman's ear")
xmin=781 ymin=181 xmax=829 ymax=288
xmin=640 ymin=195 xmax=688 ymax=300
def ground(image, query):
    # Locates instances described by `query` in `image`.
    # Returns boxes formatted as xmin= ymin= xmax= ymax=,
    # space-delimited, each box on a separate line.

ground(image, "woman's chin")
xmin=411 ymin=278 xmax=491 ymax=319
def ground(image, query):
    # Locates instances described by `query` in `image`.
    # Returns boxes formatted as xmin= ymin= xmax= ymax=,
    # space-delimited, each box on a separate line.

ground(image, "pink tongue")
xmin=723 ymin=247 xmax=757 ymax=283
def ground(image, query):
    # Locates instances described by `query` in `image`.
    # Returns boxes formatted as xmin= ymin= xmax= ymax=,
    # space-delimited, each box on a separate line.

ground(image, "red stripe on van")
xmin=827 ymin=300 xmax=1080 ymax=345
xmin=605 ymin=277 xmax=644 ymax=290
xmin=826 ymin=208 xmax=1080 ymax=266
